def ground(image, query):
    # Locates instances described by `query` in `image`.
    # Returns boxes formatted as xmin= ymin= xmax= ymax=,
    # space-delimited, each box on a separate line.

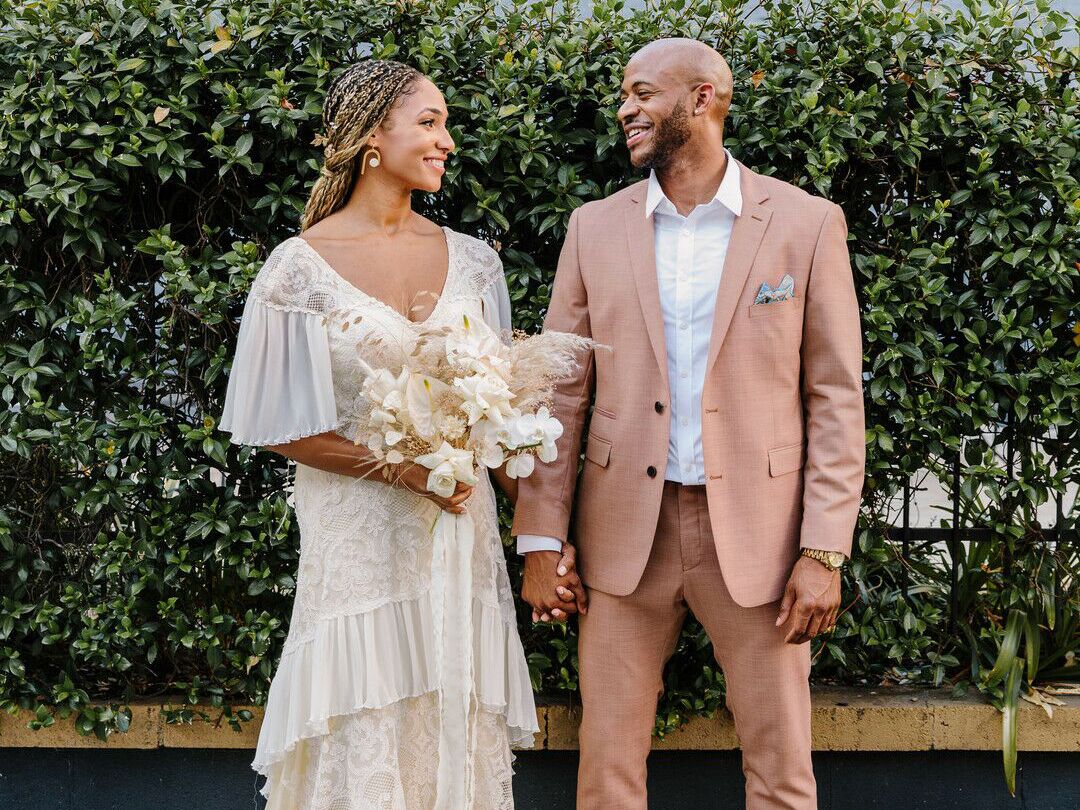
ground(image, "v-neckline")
xmin=293 ymin=226 xmax=454 ymax=326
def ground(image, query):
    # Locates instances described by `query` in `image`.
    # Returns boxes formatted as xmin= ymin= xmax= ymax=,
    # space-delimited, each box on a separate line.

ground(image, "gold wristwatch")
xmin=800 ymin=548 xmax=847 ymax=572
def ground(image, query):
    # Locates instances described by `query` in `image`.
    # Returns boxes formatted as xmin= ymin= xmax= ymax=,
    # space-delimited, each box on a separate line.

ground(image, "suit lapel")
xmin=705 ymin=163 xmax=772 ymax=374
xmin=624 ymin=183 xmax=670 ymax=390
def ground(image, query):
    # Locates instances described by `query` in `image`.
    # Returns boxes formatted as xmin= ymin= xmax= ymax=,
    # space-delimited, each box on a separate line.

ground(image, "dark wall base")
xmin=2 ymin=748 xmax=1077 ymax=809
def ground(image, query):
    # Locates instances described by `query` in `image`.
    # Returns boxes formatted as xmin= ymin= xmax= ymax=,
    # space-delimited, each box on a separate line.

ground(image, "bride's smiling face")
xmin=368 ymin=77 xmax=455 ymax=193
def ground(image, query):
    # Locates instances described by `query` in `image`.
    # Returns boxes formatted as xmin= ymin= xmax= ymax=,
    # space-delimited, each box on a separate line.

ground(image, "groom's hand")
xmin=552 ymin=543 xmax=588 ymax=618
xmin=522 ymin=544 xmax=588 ymax=623
xmin=775 ymin=556 xmax=840 ymax=644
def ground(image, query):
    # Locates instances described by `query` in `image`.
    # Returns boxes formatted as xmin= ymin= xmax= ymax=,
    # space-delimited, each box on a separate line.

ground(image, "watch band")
xmin=800 ymin=548 xmax=845 ymax=571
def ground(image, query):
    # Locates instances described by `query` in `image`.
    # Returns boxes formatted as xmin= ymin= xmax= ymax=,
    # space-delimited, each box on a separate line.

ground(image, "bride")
xmin=220 ymin=59 xmax=562 ymax=809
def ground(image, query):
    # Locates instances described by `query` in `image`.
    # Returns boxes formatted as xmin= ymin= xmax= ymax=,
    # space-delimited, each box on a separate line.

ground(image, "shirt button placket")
xmin=678 ymin=220 xmax=694 ymax=482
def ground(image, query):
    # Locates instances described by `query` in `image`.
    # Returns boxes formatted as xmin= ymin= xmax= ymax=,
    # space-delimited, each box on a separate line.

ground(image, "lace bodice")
xmin=251 ymin=229 xmax=505 ymax=319
xmin=224 ymin=229 xmax=516 ymax=649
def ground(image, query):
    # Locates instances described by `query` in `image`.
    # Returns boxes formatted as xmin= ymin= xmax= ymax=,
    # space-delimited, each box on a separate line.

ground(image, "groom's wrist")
xmin=515 ymin=534 xmax=564 ymax=555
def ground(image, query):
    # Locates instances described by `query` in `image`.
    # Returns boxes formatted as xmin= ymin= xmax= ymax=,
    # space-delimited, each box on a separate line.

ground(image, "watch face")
xmin=826 ymin=552 xmax=846 ymax=568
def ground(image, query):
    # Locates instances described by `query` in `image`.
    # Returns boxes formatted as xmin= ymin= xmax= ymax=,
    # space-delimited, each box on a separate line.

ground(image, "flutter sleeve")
xmin=478 ymin=250 xmax=513 ymax=335
xmin=219 ymin=241 xmax=339 ymax=446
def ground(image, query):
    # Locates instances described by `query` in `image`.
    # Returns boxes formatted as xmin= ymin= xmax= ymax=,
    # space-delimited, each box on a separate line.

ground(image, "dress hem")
xmin=251 ymin=594 xmax=539 ymax=778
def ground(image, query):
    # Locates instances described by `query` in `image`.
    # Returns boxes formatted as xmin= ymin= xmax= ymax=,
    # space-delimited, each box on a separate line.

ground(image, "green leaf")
xmin=235 ymin=133 xmax=253 ymax=157
xmin=1002 ymin=658 xmax=1023 ymax=797
xmin=984 ymin=609 xmax=1025 ymax=686
xmin=1023 ymin=612 xmax=1040 ymax=684
xmin=27 ymin=339 xmax=45 ymax=367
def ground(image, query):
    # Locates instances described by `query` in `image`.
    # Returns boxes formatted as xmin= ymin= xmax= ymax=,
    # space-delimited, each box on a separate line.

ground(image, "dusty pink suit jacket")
xmin=512 ymin=160 xmax=865 ymax=608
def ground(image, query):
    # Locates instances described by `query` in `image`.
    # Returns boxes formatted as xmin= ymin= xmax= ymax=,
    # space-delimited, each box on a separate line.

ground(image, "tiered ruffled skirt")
xmin=253 ymin=593 xmax=538 ymax=809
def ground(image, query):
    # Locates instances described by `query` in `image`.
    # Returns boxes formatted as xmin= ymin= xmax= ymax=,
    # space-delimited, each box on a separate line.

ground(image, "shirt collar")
xmin=645 ymin=149 xmax=742 ymax=219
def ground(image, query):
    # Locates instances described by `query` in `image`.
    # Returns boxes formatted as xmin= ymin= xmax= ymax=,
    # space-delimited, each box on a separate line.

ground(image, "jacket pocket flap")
xmin=584 ymin=433 xmax=611 ymax=467
xmin=768 ymin=442 xmax=805 ymax=477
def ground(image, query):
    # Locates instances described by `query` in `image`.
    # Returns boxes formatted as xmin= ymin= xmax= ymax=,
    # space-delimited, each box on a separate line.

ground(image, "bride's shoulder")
xmin=255 ymin=234 xmax=312 ymax=269
xmin=445 ymin=228 xmax=504 ymax=294
xmin=445 ymin=227 xmax=502 ymax=269
xmin=246 ymin=235 xmax=333 ymax=313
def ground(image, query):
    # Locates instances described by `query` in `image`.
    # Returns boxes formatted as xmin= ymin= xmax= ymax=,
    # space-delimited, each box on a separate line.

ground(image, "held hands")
xmin=775 ymin=555 xmax=841 ymax=644
xmin=391 ymin=461 xmax=473 ymax=514
xmin=522 ymin=543 xmax=588 ymax=623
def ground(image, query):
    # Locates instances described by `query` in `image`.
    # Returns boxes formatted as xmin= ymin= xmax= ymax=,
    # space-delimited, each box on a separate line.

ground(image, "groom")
xmin=515 ymin=39 xmax=864 ymax=809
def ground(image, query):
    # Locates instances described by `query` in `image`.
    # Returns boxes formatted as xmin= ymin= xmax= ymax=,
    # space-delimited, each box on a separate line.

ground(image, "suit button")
xmin=654 ymin=401 xmax=664 ymax=414
xmin=647 ymin=466 xmax=657 ymax=478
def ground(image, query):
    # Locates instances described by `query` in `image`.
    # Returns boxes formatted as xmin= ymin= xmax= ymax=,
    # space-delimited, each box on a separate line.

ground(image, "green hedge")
xmin=1 ymin=0 xmax=1077 ymax=742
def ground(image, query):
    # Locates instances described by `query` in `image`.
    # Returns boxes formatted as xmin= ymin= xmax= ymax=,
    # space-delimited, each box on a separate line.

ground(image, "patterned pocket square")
xmin=754 ymin=274 xmax=796 ymax=305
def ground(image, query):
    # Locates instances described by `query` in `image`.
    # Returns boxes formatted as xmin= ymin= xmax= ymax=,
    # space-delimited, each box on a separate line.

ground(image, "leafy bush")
xmin=1 ymin=0 xmax=1077 ymax=769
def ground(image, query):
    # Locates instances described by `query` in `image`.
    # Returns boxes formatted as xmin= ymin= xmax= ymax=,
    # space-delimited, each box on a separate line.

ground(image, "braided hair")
xmin=302 ymin=59 xmax=422 ymax=230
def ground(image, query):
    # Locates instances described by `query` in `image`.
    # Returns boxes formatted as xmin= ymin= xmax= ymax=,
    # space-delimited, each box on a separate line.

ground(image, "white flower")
xmin=469 ymin=421 xmax=506 ymax=469
xmin=476 ymin=442 xmax=505 ymax=469
xmin=445 ymin=314 xmax=512 ymax=378
xmin=533 ymin=406 xmax=563 ymax=462
xmin=360 ymin=365 xmax=409 ymax=428
xmin=454 ymin=372 xmax=516 ymax=426
xmin=414 ymin=441 xmax=478 ymax=498
xmin=406 ymin=373 xmax=453 ymax=440
xmin=505 ymin=452 xmax=535 ymax=479
xmin=500 ymin=407 xmax=562 ymax=462
xmin=437 ymin=413 xmax=468 ymax=441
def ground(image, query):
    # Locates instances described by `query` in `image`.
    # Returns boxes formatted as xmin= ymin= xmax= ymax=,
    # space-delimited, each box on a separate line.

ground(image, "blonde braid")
xmin=302 ymin=60 xmax=422 ymax=230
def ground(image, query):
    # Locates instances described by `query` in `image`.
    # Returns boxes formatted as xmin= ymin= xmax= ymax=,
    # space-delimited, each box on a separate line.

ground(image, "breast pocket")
xmin=747 ymin=296 xmax=804 ymax=319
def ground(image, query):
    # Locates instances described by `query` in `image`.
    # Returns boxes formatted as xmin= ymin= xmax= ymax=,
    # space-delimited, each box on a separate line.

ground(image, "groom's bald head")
xmin=619 ymin=38 xmax=734 ymax=169
xmin=629 ymin=39 xmax=733 ymax=120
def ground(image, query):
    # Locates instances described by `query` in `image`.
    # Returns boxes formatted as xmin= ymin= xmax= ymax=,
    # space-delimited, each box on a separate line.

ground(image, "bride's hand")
xmin=390 ymin=462 xmax=473 ymax=514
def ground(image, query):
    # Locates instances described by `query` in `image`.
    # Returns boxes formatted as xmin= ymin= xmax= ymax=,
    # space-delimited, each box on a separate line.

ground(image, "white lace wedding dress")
xmin=220 ymin=227 xmax=538 ymax=809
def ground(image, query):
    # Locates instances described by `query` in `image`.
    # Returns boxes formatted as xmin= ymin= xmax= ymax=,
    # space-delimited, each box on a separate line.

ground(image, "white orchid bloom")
xmin=533 ymin=406 xmax=563 ymax=462
xmin=469 ymin=421 xmax=506 ymax=469
xmin=500 ymin=407 xmax=562 ymax=461
xmin=476 ymin=442 xmax=506 ymax=469
xmin=499 ymin=414 xmax=533 ymax=449
xmin=414 ymin=441 xmax=478 ymax=497
xmin=504 ymin=452 xmax=535 ymax=479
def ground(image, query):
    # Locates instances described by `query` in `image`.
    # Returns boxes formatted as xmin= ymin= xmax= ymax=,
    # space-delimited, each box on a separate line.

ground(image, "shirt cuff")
xmin=515 ymin=534 xmax=564 ymax=555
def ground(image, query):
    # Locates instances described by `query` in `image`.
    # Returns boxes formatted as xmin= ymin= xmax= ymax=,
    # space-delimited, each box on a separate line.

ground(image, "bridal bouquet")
xmin=333 ymin=308 xmax=593 ymax=806
xmin=348 ymin=312 xmax=593 ymax=495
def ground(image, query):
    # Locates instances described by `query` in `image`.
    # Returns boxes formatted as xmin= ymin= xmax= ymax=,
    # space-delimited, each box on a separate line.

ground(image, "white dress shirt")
xmin=516 ymin=153 xmax=743 ymax=555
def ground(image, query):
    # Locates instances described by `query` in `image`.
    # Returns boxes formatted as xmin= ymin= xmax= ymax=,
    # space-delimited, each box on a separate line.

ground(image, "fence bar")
xmin=949 ymin=450 xmax=961 ymax=633
xmin=1004 ymin=421 xmax=1014 ymax=580
xmin=901 ymin=477 xmax=911 ymax=605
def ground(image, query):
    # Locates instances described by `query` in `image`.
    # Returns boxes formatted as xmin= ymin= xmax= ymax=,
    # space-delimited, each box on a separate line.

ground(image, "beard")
xmin=636 ymin=100 xmax=692 ymax=170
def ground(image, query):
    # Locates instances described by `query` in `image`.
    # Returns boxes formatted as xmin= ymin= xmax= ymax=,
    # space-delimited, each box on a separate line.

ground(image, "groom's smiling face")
xmin=618 ymin=39 xmax=734 ymax=171
xmin=618 ymin=61 xmax=693 ymax=170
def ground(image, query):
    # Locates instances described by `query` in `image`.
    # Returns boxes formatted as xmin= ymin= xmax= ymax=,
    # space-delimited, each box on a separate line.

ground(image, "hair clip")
xmin=311 ymin=133 xmax=337 ymax=159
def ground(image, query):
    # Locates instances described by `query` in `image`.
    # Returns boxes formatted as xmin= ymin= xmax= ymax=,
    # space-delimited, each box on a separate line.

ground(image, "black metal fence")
xmin=890 ymin=439 xmax=1075 ymax=632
